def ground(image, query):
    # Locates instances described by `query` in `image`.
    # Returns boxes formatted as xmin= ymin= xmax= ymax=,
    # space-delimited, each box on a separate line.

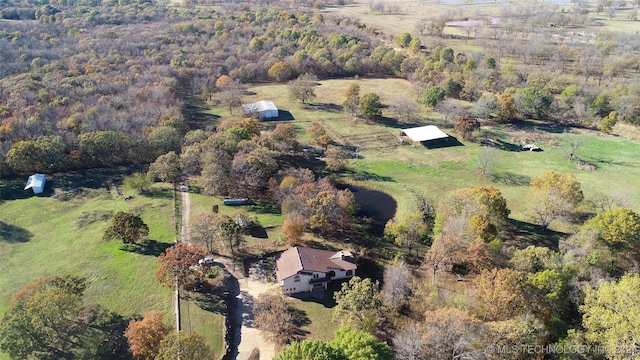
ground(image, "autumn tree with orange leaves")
xmin=474 ymin=268 xmax=529 ymax=321
xmin=155 ymin=243 xmax=206 ymax=291
xmin=124 ymin=311 xmax=172 ymax=360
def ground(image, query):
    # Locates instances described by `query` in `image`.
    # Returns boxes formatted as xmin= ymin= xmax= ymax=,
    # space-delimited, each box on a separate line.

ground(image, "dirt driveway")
xmin=181 ymin=188 xmax=278 ymax=359
xmin=236 ymin=277 xmax=279 ymax=359
xmin=216 ymin=258 xmax=279 ymax=360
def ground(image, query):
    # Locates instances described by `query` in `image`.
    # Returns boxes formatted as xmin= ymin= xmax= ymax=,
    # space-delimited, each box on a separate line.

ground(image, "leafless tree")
xmin=287 ymin=73 xmax=317 ymax=105
xmin=190 ymin=213 xmax=218 ymax=253
xmin=219 ymin=79 xmax=243 ymax=115
xmin=529 ymin=192 xmax=573 ymax=228
xmin=253 ymin=292 xmax=308 ymax=347
xmin=589 ymin=192 xmax=631 ymax=213
xmin=393 ymin=323 xmax=426 ymax=360
xmin=391 ymin=96 xmax=421 ymax=122
xmin=415 ymin=19 xmax=429 ymax=36
xmin=561 ymin=135 xmax=583 ymax=161
xmin=381 ymin=261 xmax=412 ymax=310
xmin=422 ymin=308 xmax=486 ymax=360
xmin=436 ymin=99 xmax=466 ymax=126
xmin=477 ymin=147 xmax=500 ymax=177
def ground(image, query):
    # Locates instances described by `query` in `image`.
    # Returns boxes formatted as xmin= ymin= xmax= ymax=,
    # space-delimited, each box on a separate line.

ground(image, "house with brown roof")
xmin=275 ymin=246 xmax=357 ymax=294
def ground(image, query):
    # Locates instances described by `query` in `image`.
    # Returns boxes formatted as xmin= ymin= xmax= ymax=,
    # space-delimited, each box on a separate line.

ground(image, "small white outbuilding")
xmin=242 ymin=100 xmax=278 ymax=119
xmin=24 ymin=174 xmax=46 ymax=194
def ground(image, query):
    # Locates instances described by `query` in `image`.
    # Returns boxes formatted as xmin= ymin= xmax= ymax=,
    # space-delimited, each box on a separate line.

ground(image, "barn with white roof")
xmin=242 ymin=100 xmax=278 ymax=119
xmin=400 ymin=125 xmax=450 ymax=143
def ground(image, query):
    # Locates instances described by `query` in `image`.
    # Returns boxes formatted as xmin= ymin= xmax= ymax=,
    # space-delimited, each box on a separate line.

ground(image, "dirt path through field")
xmin=180 ymin=187 xmax=190 ymax=244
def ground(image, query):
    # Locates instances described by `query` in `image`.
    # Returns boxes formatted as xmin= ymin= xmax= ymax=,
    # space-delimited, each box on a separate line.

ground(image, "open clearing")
xmin=0 ymin=175 xmax=176 ymax=318
xmin=323 ymin=0 xmax=640 ymax=43
xmin=239 ymin=78 xmax=640 ymax=233
xmin=0 ymin=173 xmax=173 ymax=359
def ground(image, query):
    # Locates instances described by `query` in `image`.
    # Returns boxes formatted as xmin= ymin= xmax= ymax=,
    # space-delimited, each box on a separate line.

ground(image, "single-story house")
xmin=275 ymin=246 xmax=357 ymax=295
xmin=242 ymin=100 xmax=278 ymax=119
xmin=24 ymin=174 xmax=46 ymax=194
xmin=400 ymin=125 xmax=449 ymax=143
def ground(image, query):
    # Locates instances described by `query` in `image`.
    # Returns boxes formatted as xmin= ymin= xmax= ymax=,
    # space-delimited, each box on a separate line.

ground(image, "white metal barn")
xmin=242 ymin=100 xmax=278 ymax=119
xmin=400 ymin=125 xmax=450 ymax=143
xmin=24 ymin=174 xmax=46 ymax=194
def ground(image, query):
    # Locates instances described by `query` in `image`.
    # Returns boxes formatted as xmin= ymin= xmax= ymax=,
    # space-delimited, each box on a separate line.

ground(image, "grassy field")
xmin=238 ymin=78 xmax=640 ymax=234
xmin=188 ymin=192 xmax=286 ymax=256
xmin=179 ymin=295 xmax=225 ymax=359
xmin=0 ymin=173 xmax=178 ymax=359
xmin=323 ymin=0 xmax=640 ymax=40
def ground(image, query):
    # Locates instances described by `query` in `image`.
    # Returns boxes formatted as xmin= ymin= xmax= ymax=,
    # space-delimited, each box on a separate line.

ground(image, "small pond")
xmin=347 ymin=185 xmax=397 ymax=234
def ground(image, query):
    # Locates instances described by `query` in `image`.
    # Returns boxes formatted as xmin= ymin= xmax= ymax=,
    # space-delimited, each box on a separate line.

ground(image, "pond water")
xmin=348 ymin=185 xmax=397 ymax=234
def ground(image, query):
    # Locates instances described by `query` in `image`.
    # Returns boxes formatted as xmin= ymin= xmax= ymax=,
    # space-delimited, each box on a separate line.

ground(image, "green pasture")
xmin=0 ymin=176 xmax=177 ymax=358
xmin=237 ymin=79 xmax=640 ymax=234
xmin=289 ymin=294 xmax=339 ymax=342
xmin=0 ymin=180 xmax=176 ymax=317
xmin=179 ymin=295 xmax=225 ymax=359
xmin=188 ymin=192 xmax=286 ymax=256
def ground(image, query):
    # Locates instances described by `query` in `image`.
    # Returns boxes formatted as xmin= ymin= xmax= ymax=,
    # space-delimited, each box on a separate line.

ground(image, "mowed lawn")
xmin=0 ymin=178 xmax=177 ymax=359
xmin=188 ymin=191 xmax=286 ymax=256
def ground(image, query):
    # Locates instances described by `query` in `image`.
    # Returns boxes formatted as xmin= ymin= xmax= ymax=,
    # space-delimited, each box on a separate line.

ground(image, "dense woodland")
xmin=2 ymin=0 xmax=640 ymax=174
xmin=2 ymin=0 xmax=640 ymax=359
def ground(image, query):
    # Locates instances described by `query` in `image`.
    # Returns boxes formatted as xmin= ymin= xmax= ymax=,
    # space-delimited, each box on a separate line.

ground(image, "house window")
xmin=313 ymin=273 xmax=319 ymax=279
xmin=346 ymin=270 xmax=353 ymax=277
xmin=328 ymin=270 xmax=336 ymax=277
xmin=294 ymin=276 xmax=300 ymax=282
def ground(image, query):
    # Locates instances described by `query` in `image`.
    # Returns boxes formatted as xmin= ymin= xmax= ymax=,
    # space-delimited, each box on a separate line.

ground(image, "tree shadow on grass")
xmin=504 ymin=218 xmax=567 ymax=250
xmin=2 ymin=168 xmax=139 ymax=201
xmin=343 ymin=169 xmax=395 ymax=182
xmin=307 ymin=102 xmax=342 ymax=113
xmin=0 ymin=221 xmax=33 ymax=243
xmin=375 ymin=116 xmax=424 ymax=129
xmin=492 ymin=172 xmax=532 ymax=187
xmin=182 ymin=99 xmax=221 ymax=129
xmin=191 ymin=292 xmax=226 ymax=314
xmin=302 ymin=239 xmax=341 ymax=251
xmin=53 ymin=168 xmax=126 ymax=190
xmin=421 ymin=136 xmax=464 ymax=149
xmin=279 ymin=154 xmax=327 ymax=175
xmin=246 ymin=200 xmax=280 ymax=215
xmin=510 ymin=119 xmax=568 ymax=134
xmin=0 ymin=177 xmax=33 ymax=200
xmin=124 ymin=239 xmax=173 ymax=256
xmin=249 ymin=226 xmax=268 ymax=239
xmin=141 ymin=188 xmax=173 ymax=200
xmin=356 ymin=256 xmax=385 ymax=283
xmin=481 ymin=139 xmax=523 ymax=152
xmin=290 ymin=308 xmax=311 ymax=341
